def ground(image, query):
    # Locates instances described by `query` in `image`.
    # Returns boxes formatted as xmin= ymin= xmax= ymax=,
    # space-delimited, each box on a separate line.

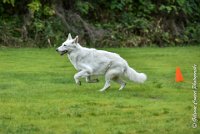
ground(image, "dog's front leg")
xmin=74 ymin=70 xmax=89 ymax=85
xmin=86 ymin=76 xmax=99 ymax=83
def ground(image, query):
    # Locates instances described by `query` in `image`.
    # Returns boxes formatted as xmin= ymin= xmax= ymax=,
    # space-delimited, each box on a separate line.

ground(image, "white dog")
xmin=56 ymin=33 xmax=147 ymax=91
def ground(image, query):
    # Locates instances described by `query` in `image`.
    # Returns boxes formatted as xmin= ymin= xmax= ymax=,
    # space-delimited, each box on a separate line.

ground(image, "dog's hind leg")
xmin=99 ymin=80 xmax=110 ymax=92
xmin=113 ymin=77 xmax=126 ymax=90
xmin=99 ymin=69 xmax=118 ymax=92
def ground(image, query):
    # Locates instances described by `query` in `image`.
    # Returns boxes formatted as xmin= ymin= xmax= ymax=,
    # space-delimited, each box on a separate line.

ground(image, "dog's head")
xmin=56 ymin=33 xmax=79 ymax=55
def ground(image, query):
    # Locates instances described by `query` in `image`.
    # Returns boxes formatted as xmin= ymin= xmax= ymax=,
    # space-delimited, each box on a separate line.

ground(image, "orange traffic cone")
xmin=175 ymin=67 xmax=184 ymax=82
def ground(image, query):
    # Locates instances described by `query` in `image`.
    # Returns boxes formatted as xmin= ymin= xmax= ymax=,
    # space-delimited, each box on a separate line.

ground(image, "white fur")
xmin=56 ymin=33 xmax=147 ymax=91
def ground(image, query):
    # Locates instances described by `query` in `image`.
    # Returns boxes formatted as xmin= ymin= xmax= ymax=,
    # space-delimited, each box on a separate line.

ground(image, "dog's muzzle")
xmin=56 ymin=49 xmax=68 ymax=56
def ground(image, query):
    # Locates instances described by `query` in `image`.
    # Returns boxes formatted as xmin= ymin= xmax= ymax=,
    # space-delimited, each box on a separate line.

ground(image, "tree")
xmin=0 ymin=0 xmax=200 ymax=47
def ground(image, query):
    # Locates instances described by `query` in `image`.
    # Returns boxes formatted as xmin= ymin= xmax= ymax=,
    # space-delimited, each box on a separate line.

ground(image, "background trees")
xmin=0 ymin=0 xmax=200 ymax=47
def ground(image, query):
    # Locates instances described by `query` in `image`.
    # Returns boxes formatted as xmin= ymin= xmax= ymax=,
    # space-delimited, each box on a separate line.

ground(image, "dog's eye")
xmin=63 ymin=44 xmax=66 ymax=46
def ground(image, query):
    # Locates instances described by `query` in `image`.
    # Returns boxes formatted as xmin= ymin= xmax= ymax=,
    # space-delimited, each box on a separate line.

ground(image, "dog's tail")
xmin=124 ymin=66 xmax=147 ymax=83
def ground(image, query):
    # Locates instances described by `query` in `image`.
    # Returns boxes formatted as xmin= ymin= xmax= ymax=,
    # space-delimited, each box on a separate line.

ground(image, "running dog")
xmin=56 ymin=33 xmax=147 ymax=91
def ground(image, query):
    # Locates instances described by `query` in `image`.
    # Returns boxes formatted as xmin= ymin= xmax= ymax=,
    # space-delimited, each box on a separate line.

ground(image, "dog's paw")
xmin=99 ymin=89 xmax=105 ymax=92
xmin=76 ymin=81 xmax=81 ymax=86
xmin=119 ymin=83 xmax=126 ymax=91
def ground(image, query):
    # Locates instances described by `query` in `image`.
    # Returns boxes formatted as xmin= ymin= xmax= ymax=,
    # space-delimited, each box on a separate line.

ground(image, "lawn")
xmin=0 ymin=46 xmax=199 ymax=134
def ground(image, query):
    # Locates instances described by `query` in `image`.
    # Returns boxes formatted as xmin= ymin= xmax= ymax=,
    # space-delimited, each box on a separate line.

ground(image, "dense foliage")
xmin=0 ymin=0 xmax=200 ymax=47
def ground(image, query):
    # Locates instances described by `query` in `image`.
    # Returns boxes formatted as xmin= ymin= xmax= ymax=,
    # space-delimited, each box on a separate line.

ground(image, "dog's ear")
xmin=74 ymin=36 xmax=78 ymax=44
xmin=67 ymin=33 xmax=72 ymax=40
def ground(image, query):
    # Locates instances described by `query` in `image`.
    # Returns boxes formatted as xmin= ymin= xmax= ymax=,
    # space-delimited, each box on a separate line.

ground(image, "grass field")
xmin=0 ymin=46 xmax=200 ymax=134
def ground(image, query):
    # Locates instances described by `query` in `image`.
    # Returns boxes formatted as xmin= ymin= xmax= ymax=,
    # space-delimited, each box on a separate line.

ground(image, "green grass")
xmin=0 ymin=46 xmax=200 ymax=134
